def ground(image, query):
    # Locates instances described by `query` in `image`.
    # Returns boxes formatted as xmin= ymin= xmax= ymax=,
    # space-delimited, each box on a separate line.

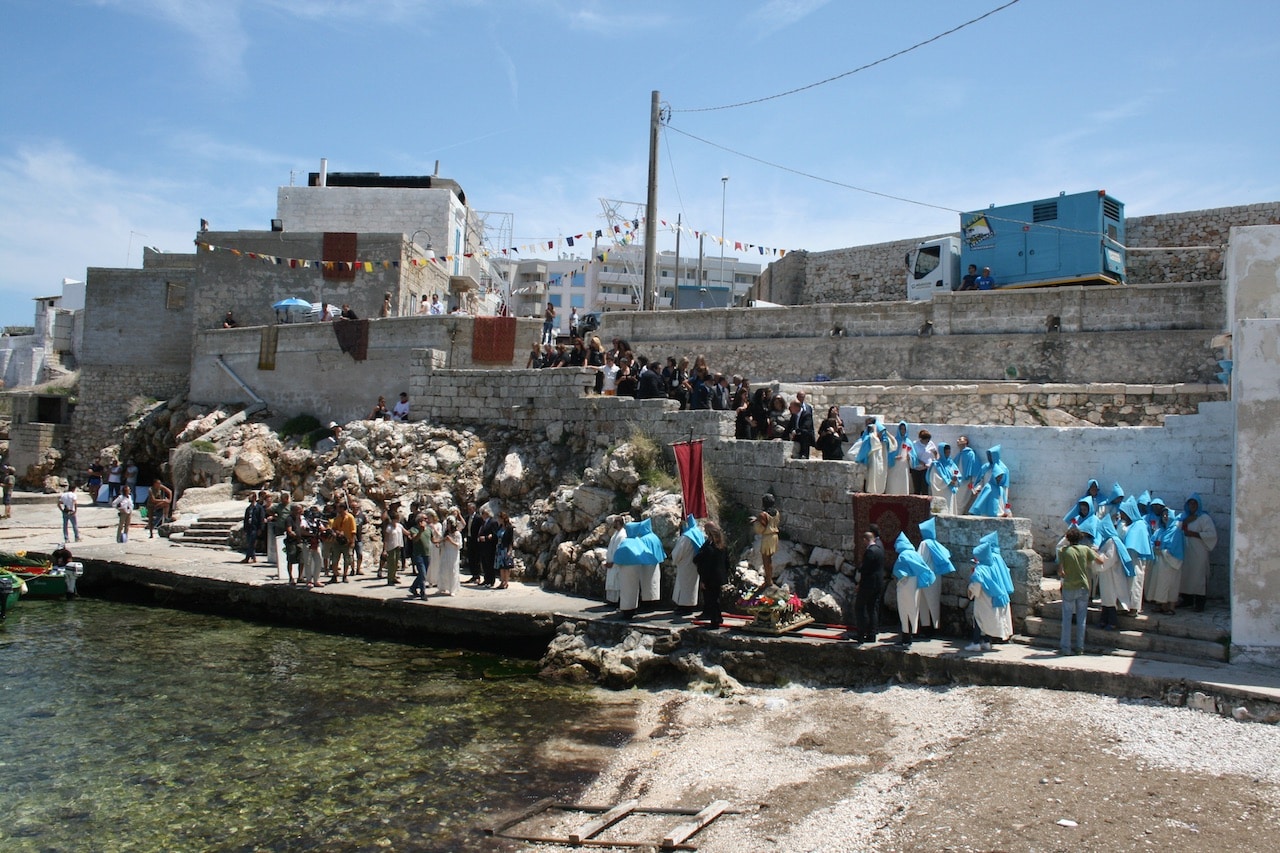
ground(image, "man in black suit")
xmin=463 ymin=501 xmax=484 ymax=584
xmin=854 ymin=530 xmax=886 ymax=643
xmin=786 ymin=399 xmax=816 ymax=458
xmin=635 ymin=357 xmax=666 ymax=400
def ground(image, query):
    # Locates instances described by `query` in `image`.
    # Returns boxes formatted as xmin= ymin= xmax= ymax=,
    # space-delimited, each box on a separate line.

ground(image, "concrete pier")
xmin=3 ymin=496 xmax=1279 ymax=723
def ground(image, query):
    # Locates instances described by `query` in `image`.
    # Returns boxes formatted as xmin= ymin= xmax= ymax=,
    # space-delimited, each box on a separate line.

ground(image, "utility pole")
xmin=673 ymin=213 xmax=682 ymax=310
xmin=643 ymin=90 xmax=660 ymax=312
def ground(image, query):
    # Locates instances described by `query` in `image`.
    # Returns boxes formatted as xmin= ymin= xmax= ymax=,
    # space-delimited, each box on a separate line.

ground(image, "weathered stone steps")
xmin=1019 ymin=615 xmax=1229 ymax=663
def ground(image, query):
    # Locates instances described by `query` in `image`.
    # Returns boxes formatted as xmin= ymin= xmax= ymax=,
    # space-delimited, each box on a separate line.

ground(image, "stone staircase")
xmin=168 ymin=513 xmax=242 ymax=550
xmin=1018 ymin=584 xmax=1231 ymax=663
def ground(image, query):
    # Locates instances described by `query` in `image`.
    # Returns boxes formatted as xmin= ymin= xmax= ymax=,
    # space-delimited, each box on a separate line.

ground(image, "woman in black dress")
xmin=817 ymin=405 xmax=849 ymax=460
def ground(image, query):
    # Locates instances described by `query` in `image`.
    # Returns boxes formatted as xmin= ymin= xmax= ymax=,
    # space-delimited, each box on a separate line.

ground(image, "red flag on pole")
xmin=672 ymin=439 xmax=708 ymax=519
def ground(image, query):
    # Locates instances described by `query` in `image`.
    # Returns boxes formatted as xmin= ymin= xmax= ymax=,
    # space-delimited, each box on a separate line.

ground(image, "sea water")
xmin=0 ymin=600 xmax=623 ymax=851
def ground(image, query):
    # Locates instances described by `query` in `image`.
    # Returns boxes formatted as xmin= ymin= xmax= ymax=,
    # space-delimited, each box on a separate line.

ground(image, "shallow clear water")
xmin=1 ymin=600 xmax=620 ymax=852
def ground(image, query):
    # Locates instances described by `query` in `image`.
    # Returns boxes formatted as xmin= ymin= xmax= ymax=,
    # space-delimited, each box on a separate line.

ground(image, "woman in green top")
xmin=1058 ymin=525 xmax=1104 ymax=655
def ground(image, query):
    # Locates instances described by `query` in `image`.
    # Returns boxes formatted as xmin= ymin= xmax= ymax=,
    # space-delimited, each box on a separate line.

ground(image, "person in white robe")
xmin=670 ymin=515 xmax=706 ymax=613
xmin=928 ymin=444 xmax=961 ymax=515
xmin=1117 ymin=495 xmax=1153 ymax=613
xmin=437 ymin=515 xmax=462 ymax=596
xmin=1177 ymin=493 xmax=1217 ymax=611
xmin=425 ymin=509 xmax=443 ymax=589
xmin=1094 ymin=515 xmax=1134 ymax=628
xmin=965 ymin=534 xmax=1014 ymax=651
xmin=612 ymin=518 xmax=666 ymax=619
xmin=1146 ymin=498 xmax=1185 ymax=614
xmin=603 ymin=516 xmax=626 ymax=604
xmin=916 ymin=518 xmax=956 ymax=631
xmin=861 ymin=421 xmax=895 ymax=494
xmin=891 ymin=532 xmax=935 ymax=646
xmin=884 ymin=421 xmax=912 ymax=495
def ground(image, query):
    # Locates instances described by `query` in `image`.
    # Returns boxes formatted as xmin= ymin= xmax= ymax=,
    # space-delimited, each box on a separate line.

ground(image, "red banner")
xmin=672 ymin=440 xmax=708 ymax=519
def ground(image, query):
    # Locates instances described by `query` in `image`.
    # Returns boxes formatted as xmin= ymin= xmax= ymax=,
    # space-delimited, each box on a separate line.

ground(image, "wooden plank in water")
xmin=569 ymin=798 xmax=639 ymax=843
xmin=663 ymin=800 xmax=730 ymax=848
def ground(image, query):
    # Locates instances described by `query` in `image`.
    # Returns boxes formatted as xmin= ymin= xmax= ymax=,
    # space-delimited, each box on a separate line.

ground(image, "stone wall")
xmin=189 ymin=315 xmax=542 ymax=425
xmin=409 ymin=362 xmax=1234 ymax=597
xmin=798 ymin=382 xmax=1225 ymax=428
xmin=69 ymin=264 xmax=199 ymax=474
xmin=1126 ymin=201 xmax=1280 ymax=286
xmin=8 ymin=422 xmax=67 ymax=484
xmin=756 ymin=201 xmax=1280 ymax=304
xmin=595 ymin=283 xmax=1226 ymax=385
xmin=193 ymin=231 xmax=449 ymax=331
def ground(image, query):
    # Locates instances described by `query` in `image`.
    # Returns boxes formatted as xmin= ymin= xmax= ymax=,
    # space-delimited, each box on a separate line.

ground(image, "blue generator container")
xmin=960 ymin=190 xmax=1125 ymax=289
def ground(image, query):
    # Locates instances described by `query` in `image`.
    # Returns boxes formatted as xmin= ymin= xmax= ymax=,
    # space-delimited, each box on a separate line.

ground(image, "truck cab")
xmin=906 ymin=237 xmax=961 ymax=300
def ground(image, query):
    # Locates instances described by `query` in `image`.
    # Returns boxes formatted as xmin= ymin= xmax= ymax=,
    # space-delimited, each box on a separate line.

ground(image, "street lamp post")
xmin=720 ymin=176 xmax=729 ymax=308
xmin=408 ymin=229 xmax=435 ymax=259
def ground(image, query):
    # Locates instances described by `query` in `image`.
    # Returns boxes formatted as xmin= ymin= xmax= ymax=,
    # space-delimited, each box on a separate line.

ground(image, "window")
xmin=323 ymin=232 xmax=357 ymax=281
xmin=571 ymin=294 xmax=585 ymax=309
xmin=165 ymin=281 xmax=187 ymax=310
xmin=912 ymin=245 xmax=941 ymax=280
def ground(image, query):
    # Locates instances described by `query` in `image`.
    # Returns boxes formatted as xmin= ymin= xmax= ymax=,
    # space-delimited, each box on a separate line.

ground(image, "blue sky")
xmin=1 ymin=0 xmax=1276 ymax=329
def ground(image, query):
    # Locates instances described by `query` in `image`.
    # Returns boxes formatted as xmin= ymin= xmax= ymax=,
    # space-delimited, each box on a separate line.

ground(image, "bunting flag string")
xmin=195 ymin=213 xmax=796 ymax=273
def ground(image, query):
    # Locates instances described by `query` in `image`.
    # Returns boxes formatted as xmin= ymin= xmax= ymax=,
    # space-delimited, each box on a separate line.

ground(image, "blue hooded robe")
xmin=613 ymin=518 xmax=667 ymax=565
xmin=917 ymin=518 xmax=956 ymax=576
xmin=892 ymin=532 xmax=936 ymax=588
xmin=969 ymin=445 xmax=1009 ymax=517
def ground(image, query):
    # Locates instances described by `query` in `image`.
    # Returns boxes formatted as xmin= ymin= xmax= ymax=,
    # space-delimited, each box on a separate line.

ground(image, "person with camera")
xmin=327 ymin=503 xmax=358 ymax=583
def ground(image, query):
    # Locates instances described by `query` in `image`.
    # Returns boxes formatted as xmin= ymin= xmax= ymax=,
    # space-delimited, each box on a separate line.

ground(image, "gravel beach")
xmin=524 ymin=683 xmax=1280 ymax=852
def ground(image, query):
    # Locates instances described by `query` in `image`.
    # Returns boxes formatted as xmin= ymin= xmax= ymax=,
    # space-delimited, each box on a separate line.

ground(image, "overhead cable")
xmin=672 ymin=0 xmax=1023 ymax=114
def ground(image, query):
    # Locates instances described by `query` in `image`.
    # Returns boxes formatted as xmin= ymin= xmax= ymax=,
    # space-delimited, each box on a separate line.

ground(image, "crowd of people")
xmin=249 ymin=487 xmax=517 ymax=598
xmin=1054 ymin=480 xmax=1217 ymax=655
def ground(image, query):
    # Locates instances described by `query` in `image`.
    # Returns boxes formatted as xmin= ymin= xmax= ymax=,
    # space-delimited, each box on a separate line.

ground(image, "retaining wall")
xmin=410 ymin=364 xmax=1233 ymax=598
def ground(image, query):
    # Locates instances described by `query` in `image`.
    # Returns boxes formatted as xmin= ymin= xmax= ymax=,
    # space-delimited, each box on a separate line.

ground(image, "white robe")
xmin=1179 ymin=513 xmax=1217 ymax=596
xmin=604 ymin=528 xmax=626 ymax=603
xmin=885 ymin=443 xmax=911 ymax=495
xmin=1096 ymin=539 xmax=1132 ymax=611
xmin=438 ymin=531 xmax=461 ymax=595
xmin=968 ymin=580 xmax=1014 ymax=641
xmin=916 ymin=542 xmax=948 ymax=627
xmin=864 ymin=432 xmax=894 ymax=495
xmin=670 ymin=535 xmax=700 ymax=608
xmin=425 ymin=522 xmax=443 ymax=586
xmin=895 ymin=575 xmax=922 ymax=633
xmin=1149 ymin=548 xmax=1183 ymax=605
xmin=928 ymin=465 xmax=959 ymax=515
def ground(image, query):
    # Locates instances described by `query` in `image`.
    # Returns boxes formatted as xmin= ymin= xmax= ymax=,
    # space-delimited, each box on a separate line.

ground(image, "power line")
xmin=672 ymin=0 xmax=1023 ymax=114
xmin=664 ymin=123 xmax=958 ymax=214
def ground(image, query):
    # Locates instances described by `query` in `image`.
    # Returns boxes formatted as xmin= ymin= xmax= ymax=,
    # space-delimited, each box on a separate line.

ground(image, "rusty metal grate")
xmin=484 ymin=797 xmax=741 ymax=850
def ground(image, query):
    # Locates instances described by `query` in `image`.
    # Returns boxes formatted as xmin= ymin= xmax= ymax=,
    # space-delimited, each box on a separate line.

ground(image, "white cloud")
xmin=744 ymin=0 xmax=832 ymax=37
xmin=92 ymin=0 xmax=249 ymax=88
xmin=0 ymin=142 xmax=199 ymax=329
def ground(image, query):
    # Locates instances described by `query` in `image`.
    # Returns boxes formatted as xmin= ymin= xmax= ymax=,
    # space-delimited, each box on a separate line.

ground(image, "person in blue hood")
xmin=928 ymin=444 xmax=962 ymax=515
xmin=955 ymin=435 xmax=980 ymax=513
xmin=670 ymin=515 xmax=707 ymax=615
xmin=1117 ymin=495 xmax=1153 ymax=611
xmin=969 ymin=445 xmax=1010 ymax=517
xmin=1094 ymin=513 xmax=1134 ymax=630
xmin=966 ymin=536 xmax=1014 ymax=651
xmin=892 ymin=531 xmax=935 ymax=647
xmin=1178 ymin=493 xmax=1217 ymax=612
xmin=885 ymin=421 xmax=913 ymax=495
xmin=612 ymin=517 xmax=667 ymax=620
xmin=916 ymin=517 xmax=956 ymax=633
xmin=1146 ymin=498 xmax=1184 ymax=615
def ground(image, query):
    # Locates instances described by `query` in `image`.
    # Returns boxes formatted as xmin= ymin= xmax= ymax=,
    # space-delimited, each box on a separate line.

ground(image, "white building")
xmin=274 ymin=165 xmax=506 ymax=312
xmin=1 ymin=279 xmax=84 ymax=390
xmin=499 ymin=246 xmax=762 ymax=326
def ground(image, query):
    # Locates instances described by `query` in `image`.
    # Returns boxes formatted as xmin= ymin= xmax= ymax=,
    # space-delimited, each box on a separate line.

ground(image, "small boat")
xmin=1 ymin=569 xmax=27 ymax=622
xmin=1 ymin=551 xmax=82 ymax=599
xmin=14 ymin=564 xmax=83 ymax=599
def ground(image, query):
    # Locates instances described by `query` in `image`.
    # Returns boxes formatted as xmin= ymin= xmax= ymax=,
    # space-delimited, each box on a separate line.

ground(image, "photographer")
xmin=326 ymin=503 xmax=357 ymax=583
